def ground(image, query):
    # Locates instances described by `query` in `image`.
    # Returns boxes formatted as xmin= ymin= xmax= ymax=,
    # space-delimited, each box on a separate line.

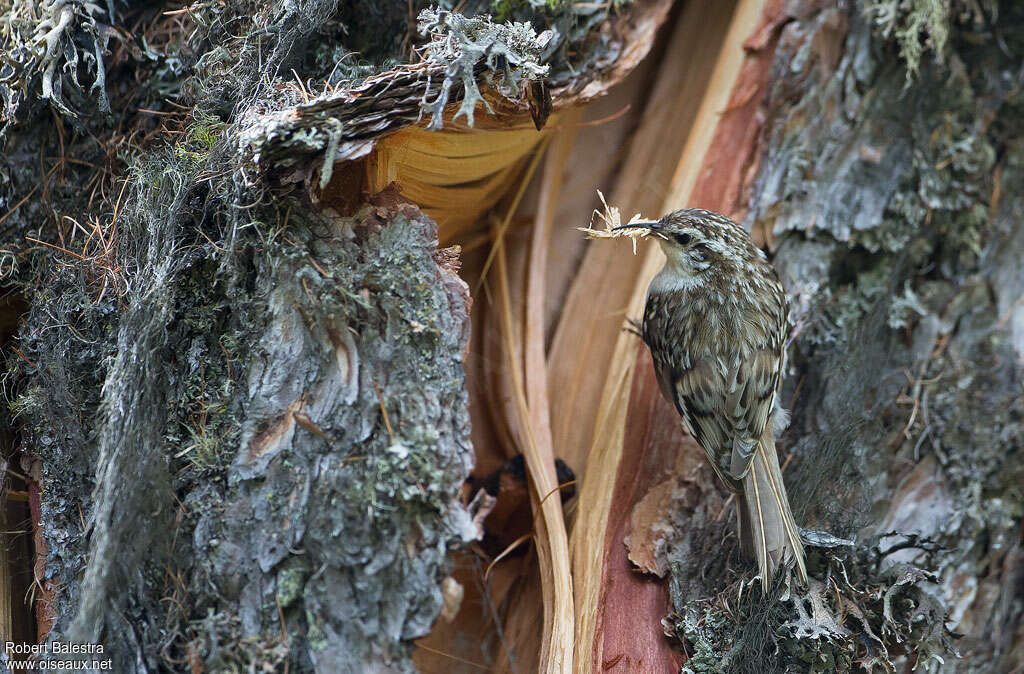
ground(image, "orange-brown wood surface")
xmin=594 ymin=358 xmax=682 ymax=673
xmin=690 ymin=0 xmax=790 ymax=223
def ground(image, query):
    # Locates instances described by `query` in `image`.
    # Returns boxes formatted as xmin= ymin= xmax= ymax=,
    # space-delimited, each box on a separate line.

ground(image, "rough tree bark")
xmin=13 ymin=187 xmax=476 ymax=672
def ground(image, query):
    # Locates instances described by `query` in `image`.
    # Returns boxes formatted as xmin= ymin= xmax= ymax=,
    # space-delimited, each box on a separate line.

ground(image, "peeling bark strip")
xmin=236 ymin=0 xmax=676 ymax=195
xmin=237 ymin=11 xmax=553 ymax=189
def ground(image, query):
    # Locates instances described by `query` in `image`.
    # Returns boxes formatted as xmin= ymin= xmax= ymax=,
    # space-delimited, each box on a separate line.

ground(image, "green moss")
xmin=8 ymin=384 xmax=45 ymax=422
xmin=189 ymin=611 xmax=290 ymax=674
xmin=305 ymin=609 xmax=328 ymax=652
xmin=172 ymin=114 xmax=228 ymax=166
xmin=188 ymin=114 xmax=227 ymax=150
xmin=163 ymin=264 xmax=248 ymax=476
xmin=275 ymin=557 xmax=310 ymax=608
xmin=182 ymin=422 xmax=228 ymax=471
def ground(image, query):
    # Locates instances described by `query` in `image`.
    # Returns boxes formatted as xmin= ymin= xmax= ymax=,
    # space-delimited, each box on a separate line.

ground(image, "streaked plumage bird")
xmin=616 ymin=208 xmax=806 ymax=589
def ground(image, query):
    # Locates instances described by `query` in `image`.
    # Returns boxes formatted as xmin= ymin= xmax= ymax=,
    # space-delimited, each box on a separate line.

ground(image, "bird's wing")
xmin=727 ymin=278 xmax=789 ymax=479
xmin=725 ymin=346 xmax=781 ymax=480
xmin=672 ymin=358 xmax=743 ymax=492
xmin=670 ymin=342 xmax=783 ymax=490
xmin=657 ymin=278 xmax=789 ymax=492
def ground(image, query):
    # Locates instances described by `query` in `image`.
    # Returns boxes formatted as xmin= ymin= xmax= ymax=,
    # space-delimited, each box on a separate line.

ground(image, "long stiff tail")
xmin=737 ymin=437 xmax=807 ymax=591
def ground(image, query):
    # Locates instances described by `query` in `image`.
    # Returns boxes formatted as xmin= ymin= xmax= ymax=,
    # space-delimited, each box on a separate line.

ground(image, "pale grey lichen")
xmin=668 ymin=538 xmax=957 ymax=674
xmin=887 ymin=282 xmax=928 ymax=329
xmin=417 ymin=8 xmax=551 ymax=128
xmin=236 ymin=7 xmax=553 ymax=186
xmin=0 ymin=0 xmax=117 ymax=135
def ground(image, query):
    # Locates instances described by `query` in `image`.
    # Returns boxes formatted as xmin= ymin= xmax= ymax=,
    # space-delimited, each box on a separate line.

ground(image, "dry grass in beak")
xmin=576 ymin=190 xmax=653 ymax=254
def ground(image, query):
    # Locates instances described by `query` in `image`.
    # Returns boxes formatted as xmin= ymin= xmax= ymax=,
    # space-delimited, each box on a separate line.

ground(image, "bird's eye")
xmin=673 ymin=233 xmax=694 ymax=246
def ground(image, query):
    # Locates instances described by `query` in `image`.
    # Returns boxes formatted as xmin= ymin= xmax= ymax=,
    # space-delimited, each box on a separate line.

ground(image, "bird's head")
xmin=613 ymin=208 xmax=761 ymax=280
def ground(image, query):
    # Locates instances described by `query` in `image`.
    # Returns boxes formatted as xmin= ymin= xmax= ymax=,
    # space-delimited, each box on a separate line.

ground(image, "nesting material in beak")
xmin=578 ymin=190 xmax=657 ymax=254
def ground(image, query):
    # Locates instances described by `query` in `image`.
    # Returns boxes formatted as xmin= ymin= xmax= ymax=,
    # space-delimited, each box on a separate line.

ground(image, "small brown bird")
xmin=616 ymin=208 xmax=807 ymax=589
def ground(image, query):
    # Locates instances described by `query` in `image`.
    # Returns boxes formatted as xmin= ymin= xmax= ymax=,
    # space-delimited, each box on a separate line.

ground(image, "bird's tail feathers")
xmin=738 ymin=438 xmax=807 ymax=591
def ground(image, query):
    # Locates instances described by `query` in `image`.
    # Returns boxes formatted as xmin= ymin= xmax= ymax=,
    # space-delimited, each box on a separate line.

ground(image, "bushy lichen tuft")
xmin=0 ymin=1 xmax=115 ymax=134
xmin=417 ymin=8 xmax=551 ymax=128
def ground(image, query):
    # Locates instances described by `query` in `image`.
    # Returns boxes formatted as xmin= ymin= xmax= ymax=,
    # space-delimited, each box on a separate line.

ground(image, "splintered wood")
xmin=577 ymin=190 xmax=653 ymax=254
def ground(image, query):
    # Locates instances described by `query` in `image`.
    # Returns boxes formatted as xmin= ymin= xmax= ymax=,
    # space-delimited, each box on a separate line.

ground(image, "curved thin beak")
xmin=612 ymin=220 xmax=660 ymax=232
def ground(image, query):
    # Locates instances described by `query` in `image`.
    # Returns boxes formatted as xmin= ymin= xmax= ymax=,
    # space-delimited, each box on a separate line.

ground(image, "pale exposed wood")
xmin=489 ymin=110 xmax=582 ymax=673
xmin=367 ymin=115 xmax=553 ymax=243
xmin=662 ymin=0 xmax=770 ymax=214
xmin=522 ymin=110 xmax=580 ymax=673
xmin=537 ymin=62 xmax=667 ymax=345
xmin=551 ymin=1 xmax=741 ymax=665
xmin=483 ymin=224 xmax=537 ymax=673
